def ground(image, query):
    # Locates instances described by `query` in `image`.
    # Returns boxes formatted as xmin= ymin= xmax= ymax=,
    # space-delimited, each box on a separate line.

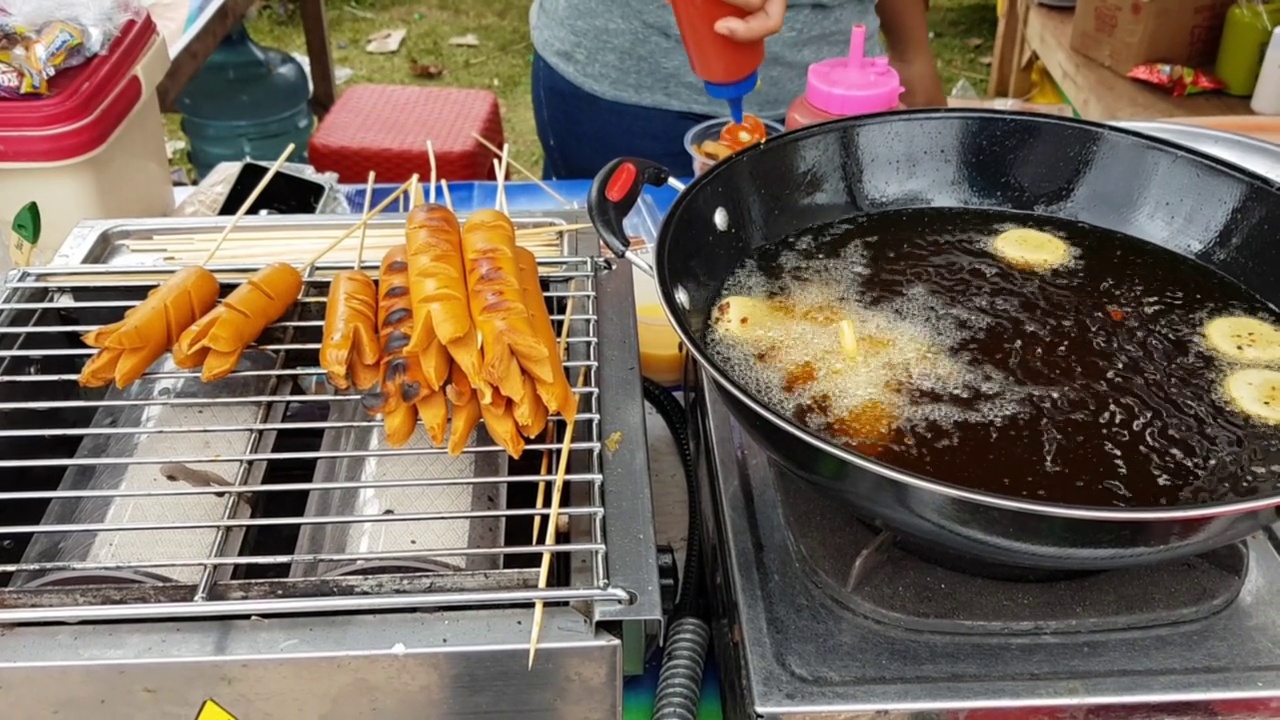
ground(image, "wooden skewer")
xmin=122 ymin=225 xmax=591 ymax=246
xmin=356 ymin=171 xmax=376 ymax=271
xmin=528 ymin=281 xmax=586 ymax=669
xmin=300 ymin=175 xmax=419 ymax=271
xmin=530 ymin=291 xmax=579 ymax=545
xmin=471 ymin=132 xmax=568 ymax=206
xmin=493 ymin=160 xmax=505 ymax=214
xmin=201 ymin=144 xmax=296 ymax=266
xmin=499 ymin=144 xmax=512 ymax=216
xmin=427 ymin=140 xmax=439 ymax=206
xmin=527 ymin=397 xmax=583 ymax=666
xmin=441 ymin=179 xmax=453 ymax=212
xmin=411 ymin=175 xmax=423 ymax=208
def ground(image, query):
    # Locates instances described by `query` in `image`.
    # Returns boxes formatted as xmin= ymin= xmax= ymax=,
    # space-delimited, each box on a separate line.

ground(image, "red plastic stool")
xmin=309 ymin=85 xmax=505 ymax=184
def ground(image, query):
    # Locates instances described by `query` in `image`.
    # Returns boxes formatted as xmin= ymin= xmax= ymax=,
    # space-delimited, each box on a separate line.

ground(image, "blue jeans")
xmin=532 ymin=52 xmax=713 ymax=180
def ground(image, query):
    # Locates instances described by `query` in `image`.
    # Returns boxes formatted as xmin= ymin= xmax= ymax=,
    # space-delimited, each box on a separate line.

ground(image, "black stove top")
xmin=778 ymin=469 xmax=1249 ymax=636
xmin=691 ymin=373 xmax=1280 ymax=718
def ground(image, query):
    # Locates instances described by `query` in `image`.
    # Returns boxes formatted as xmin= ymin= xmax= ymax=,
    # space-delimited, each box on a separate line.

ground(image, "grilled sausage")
xmin=79 ymin=266 xmax=221 ymax=389
xmin=319 ymin=270 xmax=381 ymax=392
xmin=479 ymin=390 xmax=525 ymax=459
xmin=405 ymin=203 xmax=488 ymax=398
xmin=417 ymin=388 xmax=449 ymax=447
xmin=173 ymin=262 xmax=303 ymax=382
xmin=364 ymin=246 xmax=431 ymax=448
xmin=514 ymin=247 xmax=576 ymax=422
xmin=445 ymin=362 xmax=481 ymax=456
xmin=461 ymin=209 xmax=553 ymax=402
xmin=513 ymin=374 xmax=548 ymax=439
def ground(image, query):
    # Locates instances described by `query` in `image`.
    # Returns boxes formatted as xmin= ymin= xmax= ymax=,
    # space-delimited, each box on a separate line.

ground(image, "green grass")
xmin=164 ymin=0 xmax=996 ymax=179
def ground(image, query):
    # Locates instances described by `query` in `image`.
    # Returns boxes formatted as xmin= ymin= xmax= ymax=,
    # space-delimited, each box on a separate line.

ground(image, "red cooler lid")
xmin=0 ymin=15 xmax=157 ymax=163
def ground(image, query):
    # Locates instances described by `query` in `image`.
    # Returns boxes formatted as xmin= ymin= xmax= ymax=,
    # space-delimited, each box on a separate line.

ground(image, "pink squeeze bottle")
xmin=785 ymin=24 xmax=905 ymax=130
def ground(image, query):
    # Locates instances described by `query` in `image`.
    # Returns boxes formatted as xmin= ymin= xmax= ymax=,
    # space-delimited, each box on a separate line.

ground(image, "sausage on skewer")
xmin=461 ymin=210 xmax=553 ymax=401
xmin=479 ymin=389 xmax=525 ymax=459
xmin=363 ymin=246 xmax=430 ymax=448
xmin=445 ymin=361 xmax=481 ymax=457
xmin=319 ymin=270 xmax=381 ymax=392
xmin=173 ymin=262 xmax=303 ymax=382
xmin=513 ymin=374 xmax=548 ymax=439
xmin=514 ymin=246 xmax=577 ymax=422
xmin=405 ymin=203 xmax=487 ymax=399
xmin=418 ymin=388 xmax=449 ymax=447
xmin=79 ymin=266 xmax=222 ymax=389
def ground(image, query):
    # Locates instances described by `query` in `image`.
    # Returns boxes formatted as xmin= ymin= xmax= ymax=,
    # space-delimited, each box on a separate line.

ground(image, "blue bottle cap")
xmin=703 ymin=71 xmax=760 ymax=123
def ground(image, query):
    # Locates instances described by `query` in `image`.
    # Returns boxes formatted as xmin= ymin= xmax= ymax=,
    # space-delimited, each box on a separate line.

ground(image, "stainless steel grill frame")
xmin=0 ymin=214 xmax=661 ymax=719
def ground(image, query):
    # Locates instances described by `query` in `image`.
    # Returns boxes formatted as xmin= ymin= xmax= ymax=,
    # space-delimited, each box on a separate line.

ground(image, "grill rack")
xmin=0 ymin=215 xmax=658 ymax=626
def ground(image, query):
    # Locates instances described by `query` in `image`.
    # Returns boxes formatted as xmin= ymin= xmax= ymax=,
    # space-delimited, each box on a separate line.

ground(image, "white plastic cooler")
xmin=0 ymin=15 xmax=174 ymax=276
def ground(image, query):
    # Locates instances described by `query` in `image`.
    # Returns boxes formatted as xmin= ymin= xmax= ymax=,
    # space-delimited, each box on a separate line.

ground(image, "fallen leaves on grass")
xmin=409 ymin=59 xmax=447 ymax=79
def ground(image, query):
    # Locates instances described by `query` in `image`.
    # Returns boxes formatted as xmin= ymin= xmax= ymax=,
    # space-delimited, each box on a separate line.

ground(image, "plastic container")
xmin=670 ymin=0 xmax=764 ymax=120
xmin=785 ymin=24 xmax=905 ymax=130
xmin=1216 ymin=1 xmax=1280 ymax=97
xmin=0 ymin=16 xmax=174 ymax=277
xmin=632 ymin=253 xmax=685 ymax=387
xmin=1253 ymin=27 xmax=1280 ymax=114
xmin=177 ymin=23 xmax=312 ymax=180
xmin=685 ymin=116 xmax=785 ymax=177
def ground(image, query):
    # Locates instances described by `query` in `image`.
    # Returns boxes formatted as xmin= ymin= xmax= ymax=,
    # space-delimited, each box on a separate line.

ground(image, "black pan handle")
xmin=588 ymin=157 xmax=672 ymax=277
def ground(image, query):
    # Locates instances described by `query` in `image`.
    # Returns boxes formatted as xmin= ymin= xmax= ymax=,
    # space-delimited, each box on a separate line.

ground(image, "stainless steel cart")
xmin=0 ymin=213 xmax=661 ymax=719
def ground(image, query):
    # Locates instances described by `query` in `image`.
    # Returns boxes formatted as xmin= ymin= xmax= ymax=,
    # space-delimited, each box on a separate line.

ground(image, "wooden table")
xmin=157 ymin=0 xmax=336 ymax=118
xmin=989 ymin=1 xmax=1252 ymax=120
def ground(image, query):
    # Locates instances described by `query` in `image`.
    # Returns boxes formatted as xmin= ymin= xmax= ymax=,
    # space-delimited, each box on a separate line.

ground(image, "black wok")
xmin=587 ymin=109 xmax=1280 ymax=573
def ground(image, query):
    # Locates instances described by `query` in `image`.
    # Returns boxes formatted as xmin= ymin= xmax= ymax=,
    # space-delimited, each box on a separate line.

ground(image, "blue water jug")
xmin=177 ymin=23 xmax=312 ymax=180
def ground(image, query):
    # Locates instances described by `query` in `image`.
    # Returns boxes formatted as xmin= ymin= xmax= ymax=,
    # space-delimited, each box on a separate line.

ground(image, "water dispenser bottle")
xmin=177 ymin=23 xmax=312 ymax=180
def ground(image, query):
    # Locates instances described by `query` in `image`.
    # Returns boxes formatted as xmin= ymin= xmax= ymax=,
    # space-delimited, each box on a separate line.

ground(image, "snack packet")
xmin=0 ymin=0 xmax=138 ymax=99
xmin=1127 ymin=63 xmax=1226 ymax=97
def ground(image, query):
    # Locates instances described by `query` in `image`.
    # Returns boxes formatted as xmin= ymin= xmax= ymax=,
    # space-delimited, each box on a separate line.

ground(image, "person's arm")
xmin=877 ymin=0 xmax=947 ymax=107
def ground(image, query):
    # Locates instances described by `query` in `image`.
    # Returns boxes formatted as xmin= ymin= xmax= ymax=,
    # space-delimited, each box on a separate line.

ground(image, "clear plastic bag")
xmin=0 ymin=0 xmax=146 ymax=98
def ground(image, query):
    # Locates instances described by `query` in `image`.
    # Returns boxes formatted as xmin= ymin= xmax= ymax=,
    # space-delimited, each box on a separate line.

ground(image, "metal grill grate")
xmin=0 ymin=255 xmax=628 ymax=623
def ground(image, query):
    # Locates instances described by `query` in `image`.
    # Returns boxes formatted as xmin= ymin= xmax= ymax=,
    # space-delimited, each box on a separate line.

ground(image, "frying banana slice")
xmin=990 ymin=228 xmax=1073 ymax=272
xmin=711 ymin=296 xmax=786 ymax=337
xmin=1224 ymin=368 xmax=1280 ymax=425
xmin=1204 ymin=316 xmax=1280 ymax=365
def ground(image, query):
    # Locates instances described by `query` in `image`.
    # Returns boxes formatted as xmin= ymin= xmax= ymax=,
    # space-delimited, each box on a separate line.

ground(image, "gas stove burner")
xmin=776 ymin=472 xmax=1248 ymax=635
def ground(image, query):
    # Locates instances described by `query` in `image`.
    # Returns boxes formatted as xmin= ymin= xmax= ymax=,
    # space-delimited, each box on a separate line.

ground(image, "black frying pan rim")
xmin=656 ymin=108 xmax=1280 ymax=521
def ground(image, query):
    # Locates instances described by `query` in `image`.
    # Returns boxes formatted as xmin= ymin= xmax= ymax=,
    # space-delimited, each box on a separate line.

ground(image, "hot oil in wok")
xmin=707 ymin=207 xmax=1280 ymax=509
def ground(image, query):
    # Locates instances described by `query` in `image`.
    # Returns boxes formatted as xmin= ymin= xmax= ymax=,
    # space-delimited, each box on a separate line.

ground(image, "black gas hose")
xmin=641 ymin=378 xmax=711 ymax=720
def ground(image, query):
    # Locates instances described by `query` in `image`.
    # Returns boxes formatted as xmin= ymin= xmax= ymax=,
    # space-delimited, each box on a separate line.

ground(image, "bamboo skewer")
xmin=441 ymin=179 xmax=453 ymax=211
xmin=356 ymin=172 xmax=376 ymax=271
xmin=106 ymin=240 xmax=564 ymax=271
xmin=428 ymin=140 xmax=439 ymax=206
xmin=201 ymin=144 xmax=296 ymax=266
xmin=119 ymin=225 xmax=588 ymax=247
xmin=530 ymin=292 xmax=578 ymax=545
xmin=300 ymin=175 xmax=419 ymax=271
xmin=528 ymin=278 xmax=585 ymax=669
xmin=498 ymin=144 xmax=512 ymax=216
xmin=471 ymin=133 xmax=568 ymax=206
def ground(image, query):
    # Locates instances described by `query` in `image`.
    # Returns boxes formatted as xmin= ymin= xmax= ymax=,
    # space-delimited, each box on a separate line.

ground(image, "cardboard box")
xmin=1070 ymin=0 xmax=1234 ymax=72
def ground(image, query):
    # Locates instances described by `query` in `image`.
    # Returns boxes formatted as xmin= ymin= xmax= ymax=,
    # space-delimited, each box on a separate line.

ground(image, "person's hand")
xmin=714 ymin=0 xmax=786 ymax=42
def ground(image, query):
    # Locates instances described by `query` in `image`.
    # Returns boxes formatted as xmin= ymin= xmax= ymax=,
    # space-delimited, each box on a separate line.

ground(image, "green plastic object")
xmin=1216 ymin=1 xmax=1280 ymax=96
xmin=11 ymin=201 xmax=40 ymax=245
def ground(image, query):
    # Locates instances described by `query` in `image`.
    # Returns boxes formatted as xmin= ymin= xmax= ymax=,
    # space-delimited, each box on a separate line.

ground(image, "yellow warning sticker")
xmin=195 ymin=699 xmax=239 ymax=720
